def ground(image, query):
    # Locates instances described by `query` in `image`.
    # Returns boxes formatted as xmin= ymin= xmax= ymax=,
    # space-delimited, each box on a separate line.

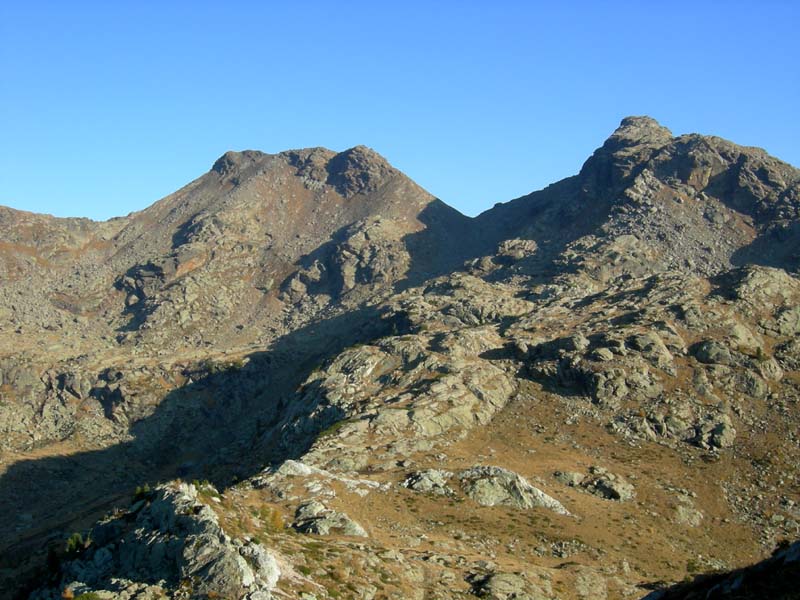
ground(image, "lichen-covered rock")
xmin=458 ymin=466 xmax=569 ymax=515
xmin=554 ymin=467 xmax=635 ymax=502
xmin=553 ymin=471 xmax=585 ymax=487
xmin=694 ymin=340 xmax=733 ymax=365
xmin=281 ymin=327 xmax=516 ymax=472
xmin=627 ymin=331 xmax=675 ymax=372
xmin=674 ymin=503 xmax=704 ymax=527
xmin=30 ymin=483 xmax=281 ymax=599
xmin=403 ymin=469 xmax=455 ymax=496
xmin=694 ymin=414 xmax=737 ymax=449
xmin=471 ymin=571 xmax=552 ymax=600
xmin=385 ymin=273 xmax=534 ymax=333
xmin=292 ymin=500 xmax=368 ymax=537
xmin=722 ymin=266 xmax=800 ymax=310
xmin=776 ymin=306 xmax=800 ymax=336
xmin=580 ymin=467 xmax=636 ymax=502
xmin=775 ymin=337 xmax=800 ymax=370
xmin=587 ymin=364 xmax=662 ymax=407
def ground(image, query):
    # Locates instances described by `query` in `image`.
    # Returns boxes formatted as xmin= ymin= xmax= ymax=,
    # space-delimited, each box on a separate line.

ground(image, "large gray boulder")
xmin=458 ymin=466 xmax=569 ymax=515
xmin=554 ymin=466 xmax=635 ymax=502
xmin=471 ymin=572 xmax=552 ymax=600
xmin=402 ymin=469 xmax=455 ymax=496
xmin=580 ymin=467 xmax=636 ymax=502
xmin=292 ymin=500 xmax=368 ymax=537
xmin=694 ymin=340 xmax=733 ymax=365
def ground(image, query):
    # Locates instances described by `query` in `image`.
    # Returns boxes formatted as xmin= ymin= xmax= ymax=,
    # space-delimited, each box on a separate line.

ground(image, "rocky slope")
xmin=1 ymin=117 xmax=799 ymax=599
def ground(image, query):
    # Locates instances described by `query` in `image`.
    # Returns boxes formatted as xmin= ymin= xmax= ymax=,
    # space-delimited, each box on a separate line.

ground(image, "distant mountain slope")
xmin=0 ymin=145 xmax=475 ymax=356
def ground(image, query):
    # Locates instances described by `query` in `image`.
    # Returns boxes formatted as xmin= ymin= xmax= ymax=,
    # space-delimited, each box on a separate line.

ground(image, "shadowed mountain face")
xmin=1 ymin=118 xmax=799 ymax=600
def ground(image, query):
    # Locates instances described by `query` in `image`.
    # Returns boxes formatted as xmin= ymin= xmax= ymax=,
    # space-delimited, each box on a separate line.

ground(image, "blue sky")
xmin=1 ymin=1 xmax=798 ymax=220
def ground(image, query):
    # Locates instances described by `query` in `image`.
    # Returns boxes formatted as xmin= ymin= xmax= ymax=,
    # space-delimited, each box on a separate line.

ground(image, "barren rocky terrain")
xmin=1 ymin=117 xmax=798 ymax=599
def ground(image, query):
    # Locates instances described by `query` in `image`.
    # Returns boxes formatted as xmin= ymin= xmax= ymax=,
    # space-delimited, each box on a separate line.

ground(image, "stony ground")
xmin=1 ymin=117 xmax=799 ymax=599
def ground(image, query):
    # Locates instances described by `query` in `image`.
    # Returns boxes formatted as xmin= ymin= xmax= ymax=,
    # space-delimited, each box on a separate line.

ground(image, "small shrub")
xmin=686 ymin=558 xmax=702 ymax=573
xmin=318 ymin=419 xmax=349 ymax=438
xmin=755 ymin=346 xmax=769 ymax=362
xmin=133 ymin=483 xmax=152 ymax=502
xmin=737 ymin=345 xmax=769 ymax=362
xmin=203 ymin=358 xmax=245 ymax=375
xmin=64 ymin=532 xmax=85 ymax=558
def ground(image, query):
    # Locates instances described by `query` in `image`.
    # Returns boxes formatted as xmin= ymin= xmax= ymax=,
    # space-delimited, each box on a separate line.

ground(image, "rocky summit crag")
xmin=1 ymin=117 xmax=799 ymax=599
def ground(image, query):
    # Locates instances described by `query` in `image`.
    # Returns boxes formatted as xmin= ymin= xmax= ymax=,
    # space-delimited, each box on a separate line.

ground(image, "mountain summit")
xmin=2 ymin=118 xmax=799 ymax=599
xmin=607 ymin=115 xmax=674 ymax=145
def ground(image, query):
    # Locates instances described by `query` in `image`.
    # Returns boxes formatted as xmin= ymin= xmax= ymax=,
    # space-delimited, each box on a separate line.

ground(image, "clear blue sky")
xmin=1 ymin=1 xmax=798 ymax=221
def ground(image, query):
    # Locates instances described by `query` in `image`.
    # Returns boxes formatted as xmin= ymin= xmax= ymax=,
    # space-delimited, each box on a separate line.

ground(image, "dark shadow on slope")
xmin=638 ymin=539 xmax=800 ymax=600
xmin=731 ymin=220 xmax=800 ymax=274
xmin=114 ymin=261 xmax=175 ymax=333
xmin=468 ymin=175 xmax=623 ymax=283
xmin=0 ymin=306 xmax=390 ymax=599
xmin=701 ymin=165 xmax=800 ymax=273
xmin=397 ymin=199 xmax=489 ymax=290
xmin=702 ymin=158 xmax=770 ymax=218
xmin=170 ymin=218 xmax=195 ymax=250
xmin=275 ymin=222 xmax=363 ymax=298
xmin=275 ymin=199 xmax=490 ymax=301
xmin=275 ymin=172 xmax=629 ymax=309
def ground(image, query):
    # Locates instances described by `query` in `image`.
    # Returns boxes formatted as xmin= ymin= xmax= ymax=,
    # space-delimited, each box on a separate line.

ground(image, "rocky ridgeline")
xmin=31 ymin=483 xmax=280 ymax=600
xmin=2 ymin=117 xmax=800 ymax=599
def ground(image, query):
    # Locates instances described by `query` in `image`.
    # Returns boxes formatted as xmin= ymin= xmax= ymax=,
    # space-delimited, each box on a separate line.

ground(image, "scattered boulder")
xmin=553 ymin=471 xmax=585 ymax=487
xmin=581 ymin=467 xmax=636 ymax=502
xmin=497 ymin=238 xmax=539 ymax=261
xmin=402 ymin=469 xmax=455 ymax=496
xmin=776 ymin=306 xmax=800 ymax=336
xmin=694 ymin=414 xmax=737 ymax=449
xmin=587 ymin=365 xmax=661 ymax=408
xmin=458 ymin=466 xmax=569 ymax=515
xmin=591 ymin=347 xmax=615 ymax=362
xmin=470 ymin=572 xmax=551 ymax=600
xmin=775 ymin=337 xmax=800 ymax=370
xmin=554 ymin=467 xmax=635 ymax=502
xmin=674 ymin=503 xmax=704 ymax=527
xmin=627 ymin=331 xmax=674 ymax=371
xmin=292 ymin=500 xmax=368 ymax=537
xmin=694 ymin=340 xmax=733 ymax=365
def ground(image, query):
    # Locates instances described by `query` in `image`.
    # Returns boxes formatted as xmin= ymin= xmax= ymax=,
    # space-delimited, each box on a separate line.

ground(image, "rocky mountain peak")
xmin=211 ymin=149 xmax=268 ymax=176
xmin=609 ymin=115 xmax=674 ymax=147
xmin=574 ymin=116 xmax=677 ymax=198
xmin=325 ymin=145 xmax=397 ymax=198
xmin=210 ymin=145 xmax=397 ymax=201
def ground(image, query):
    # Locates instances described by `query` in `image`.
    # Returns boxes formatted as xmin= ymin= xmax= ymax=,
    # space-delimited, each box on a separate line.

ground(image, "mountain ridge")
xmin=2 ymin=117 xmax=799 ymax=600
